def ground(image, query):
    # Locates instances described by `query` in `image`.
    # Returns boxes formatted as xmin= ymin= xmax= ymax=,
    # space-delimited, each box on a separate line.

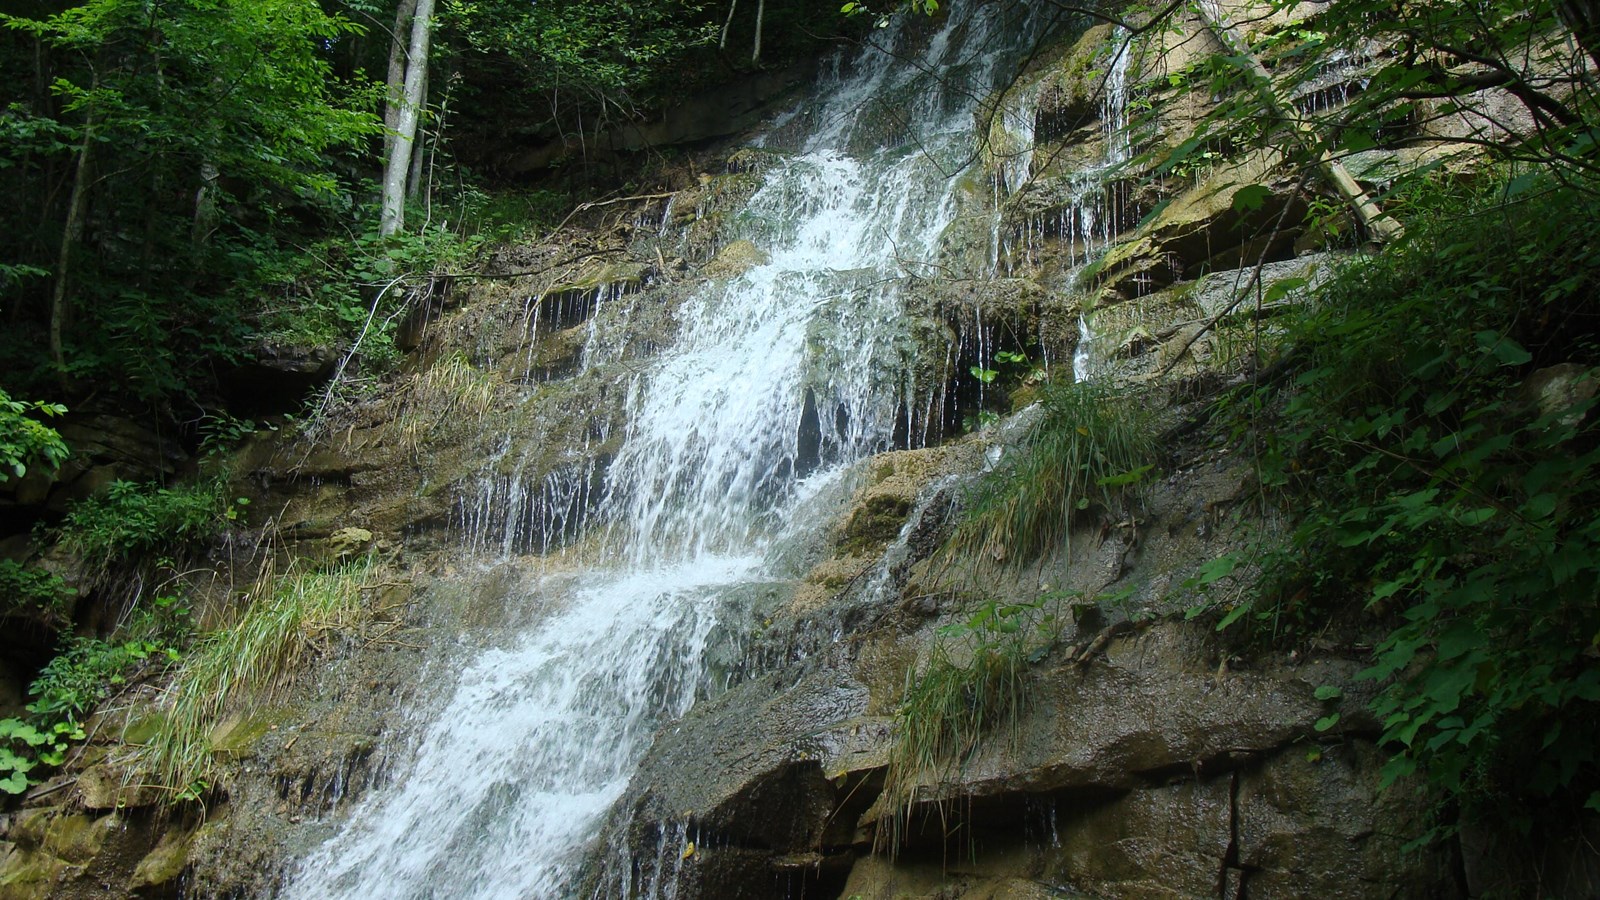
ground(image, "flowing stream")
xmin=286 ymin=6 xmax=1045 ymax=898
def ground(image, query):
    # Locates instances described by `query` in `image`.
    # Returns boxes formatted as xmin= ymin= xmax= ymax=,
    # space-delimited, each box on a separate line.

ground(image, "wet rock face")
xmin=585 ymin=399 xmax=1458 ymax=898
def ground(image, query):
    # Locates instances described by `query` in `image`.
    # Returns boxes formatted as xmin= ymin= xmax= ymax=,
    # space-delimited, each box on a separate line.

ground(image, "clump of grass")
xmin=400 ymin=352 xmax=501 ymax=452
xmin=878 ymin=599 xmax=1053 ymax=855
xmin=949 ymin=379 xmax=1156 ymax=566
xmin=138 ymin=555 xmax=376 ymax=795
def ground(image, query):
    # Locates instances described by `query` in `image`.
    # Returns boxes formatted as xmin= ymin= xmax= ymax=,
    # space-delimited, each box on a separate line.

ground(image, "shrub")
xmin=0 ymin=387 xmax=67 ymax=482
xmin=0 ymin=560 xmax=72 ymax=620
xmin=1214 ymin=174 xmax=1600 ymax=836
xmin=57 ymin=478 xmax=246 ymax=580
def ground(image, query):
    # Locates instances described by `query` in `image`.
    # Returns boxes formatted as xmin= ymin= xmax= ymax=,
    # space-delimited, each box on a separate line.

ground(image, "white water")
xmin=286 ymin=5 xmax=1042 ymax=899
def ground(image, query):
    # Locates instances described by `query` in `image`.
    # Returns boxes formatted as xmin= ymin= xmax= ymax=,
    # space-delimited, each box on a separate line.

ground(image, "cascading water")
xmin=285 ymin=6 xmax=1045 ymax=898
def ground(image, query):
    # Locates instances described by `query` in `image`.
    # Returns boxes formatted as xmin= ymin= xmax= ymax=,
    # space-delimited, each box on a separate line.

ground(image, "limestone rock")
xmin=702 ymin=240 xmax=769 ymax=279
xmin=327 ymin=526 xmax=375 ymax=558
xmin=1094 ymin=151 xmax=1308 ymax=304
xmin=1235 ymin=743 xmax=1444 ymax=899
xmin=76 ymin=764 xmax=161 ymax=811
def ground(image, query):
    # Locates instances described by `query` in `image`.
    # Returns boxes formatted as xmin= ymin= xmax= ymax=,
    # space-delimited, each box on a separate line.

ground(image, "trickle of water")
xmin=286 ymin=5 xmax=1046 ymax=900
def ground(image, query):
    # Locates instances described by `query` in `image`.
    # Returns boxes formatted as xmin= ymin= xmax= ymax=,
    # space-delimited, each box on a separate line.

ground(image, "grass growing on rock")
xmin=879 ymin=598 xmax=1060 ymax=855
xmin=138 ymin=555 xmax=377 ymax=796
xmin=948 ymin=379 xmax=1156 ymax=566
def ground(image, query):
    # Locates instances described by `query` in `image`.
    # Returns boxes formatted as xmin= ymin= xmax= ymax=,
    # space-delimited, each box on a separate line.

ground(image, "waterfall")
xmin=285 ymin=5 xmax=1043 ymax=898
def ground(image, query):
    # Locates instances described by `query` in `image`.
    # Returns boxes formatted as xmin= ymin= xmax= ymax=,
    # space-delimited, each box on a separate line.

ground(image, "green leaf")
xmin=1263 ymin=277 xmax=1309 ymax=305
xmin=0 ymin=770 xmax=28 ymax=794
xmin=1314 ymin=713 xmax=1341 ymax=732
xmin=1314 ymin=685 xmax=1344 ymax=701
xmin=1197 ymin=554 xmax=1239 ymax=585
xmin=1231 ymin=183 xmax=1273 ymax=213
xmin=1475 ymin=330 xmax=1532 ymax=366
xmin=1216 ymin=603 xmax=1250 ymax=631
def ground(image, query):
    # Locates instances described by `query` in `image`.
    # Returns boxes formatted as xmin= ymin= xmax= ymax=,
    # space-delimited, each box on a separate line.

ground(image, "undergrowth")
xmin=56 ymin=478 xmax=247 ymax=584
xmin=1203 ymin=173 xmax=1600 ymax=840
xmin=1 ymin=597 xmax=189 ymax=795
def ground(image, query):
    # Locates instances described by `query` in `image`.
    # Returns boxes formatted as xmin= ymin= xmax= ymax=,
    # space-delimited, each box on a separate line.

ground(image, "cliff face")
xmin=4 ymin=4 xmax=1595 ymax=898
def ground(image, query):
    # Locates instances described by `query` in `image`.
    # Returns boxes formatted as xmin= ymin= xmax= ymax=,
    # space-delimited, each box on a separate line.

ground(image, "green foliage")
xmin=949 ymin=380 xmax=1156 ymax=566
xmin=1216 ymin=174 xmax=1600 ymax=832
xmin=58 ymin=479 xmax=245 ymax=579
xmin=0 ymin=0 xmax=380 ymax=403
xmin=0 ymin=601 xmax=186 ymax=794
xmin=138 ymin=556 xmax=375 ymax=793
xmin=26 ymin=636 xmax=175 ymax=723
xmin=0 ymin=560 xmax=73 ymax=620
xmin=250 ymin=220 xmax=485 ymax=373
xmin=0 ymin=388 xmax=67 ymax=482
xmin=0 ymin=718 xmax=84 ymax=795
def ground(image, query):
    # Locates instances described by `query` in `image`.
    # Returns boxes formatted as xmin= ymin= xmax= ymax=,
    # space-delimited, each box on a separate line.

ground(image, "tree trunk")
xmin=383 ymin=0 xmax=419 ymax=171
xmin=51 ymin=119 xmax=94 ymax=391
xmin=719 ymin=0 xmax=738 ymax=49
xmin=752 ymin=0 xmax=765 ymax=63
xmin=406 ymin=63 xmax=429 ymax=202
xmin=381 ymin=0 xmax=432 ymax=238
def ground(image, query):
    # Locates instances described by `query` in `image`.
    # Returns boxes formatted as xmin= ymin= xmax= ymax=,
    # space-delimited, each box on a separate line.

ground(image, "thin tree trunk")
xmin=1196 ymin=1 xmax=1403 ymax=242
xmin=51 ymin=119 xmax=94 ymax=390
xmin=381 ymin=0 xmax=433 ymax=238
xmin=193 ymin=161 xmax=220 ymax=245
xmin=720 ymin=0 xmax=738 ymax=49
xmin=406 ymin=63 xmax=428 ymax=202
xmin=383 ymin=0 xmax=419 ymax=171
xmin=752 ymin=0 xmax=764 ymax=63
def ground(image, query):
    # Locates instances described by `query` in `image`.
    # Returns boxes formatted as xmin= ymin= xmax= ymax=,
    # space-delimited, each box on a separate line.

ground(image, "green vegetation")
xmin=880 ymin=596 xmax=1058 ymax=853
xmin=949 ymin=380 xmax=1156 ymax=565
xmin=0 ymin=608 xmax=186 ymax=795
xmin=1196 ymin=174 xmax=1600 ymax=838
xmin=57 ymin=479 xmax=246 ymax=582
xmin=0 ymin=719 xmax=83 ymax=795
xmin=0 ymin=388 xmax=67 ymax=482
xmin=0 ymin=555 xmax=376 ymax=800
xmin=0 ymin=560 xmax=71 ymax=620
xmin=0 ymin=0 xmax=854 ymax=411
xmin=138 ymin=556 xmax=376 ymax=795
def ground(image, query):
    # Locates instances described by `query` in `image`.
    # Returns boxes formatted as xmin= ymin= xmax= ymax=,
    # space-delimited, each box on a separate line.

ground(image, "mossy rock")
xmin=0 ymin=849 xmax=72 ymax=900
xmin=40 ymin=812 xmax=118 ymax=866
xmin=210 ymin=707 xmax=292 ymax=762
xmin=839 ymin=494 xmax=914 ymax=555
xmin=77 ymin=763 xmax=162 ymax=811
xmin=129 ymin=825 xmax=197 ymax=893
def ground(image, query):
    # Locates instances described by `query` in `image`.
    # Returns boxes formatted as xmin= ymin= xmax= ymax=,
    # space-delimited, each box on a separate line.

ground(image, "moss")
xmin=41 ymin=812 xmax=117 ymax=865
xmin=839 ymin=495 xmax=913 ymax=555
xmin=0 ymin=849 xmax=71 ymax=900
xmin=209 ymin=706 xmax=293 ymax=761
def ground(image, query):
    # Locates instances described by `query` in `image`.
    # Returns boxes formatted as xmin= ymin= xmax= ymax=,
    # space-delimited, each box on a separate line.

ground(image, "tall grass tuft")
xmin=949 ymin=379 xmax=1155 ymax=566
xmin=400 ymin=352 xmax=502 ymax=452
xmin=877 ymin=599 xmax=1056 ymax=855
xmin=138 ymin=555 xmax=375 ymax=795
